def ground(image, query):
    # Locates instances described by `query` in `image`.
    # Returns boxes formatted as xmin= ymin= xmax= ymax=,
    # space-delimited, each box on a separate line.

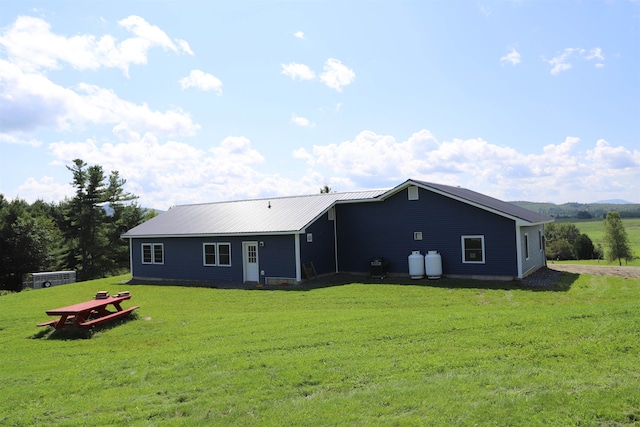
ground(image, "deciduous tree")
xmin=0 ymin=197 xmax=63 ymax=290
xmin=603 ymin=212 xmax=633 ymax=266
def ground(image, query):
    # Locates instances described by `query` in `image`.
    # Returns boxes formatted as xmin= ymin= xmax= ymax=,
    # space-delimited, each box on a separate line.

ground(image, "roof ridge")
xmin=172 ymin=188 xmax=388 ymax=208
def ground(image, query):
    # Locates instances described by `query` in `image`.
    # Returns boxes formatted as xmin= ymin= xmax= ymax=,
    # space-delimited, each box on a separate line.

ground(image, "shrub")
xmin=574 ymin=233 xmax=595 ymax=259
xmin=547 ymin=239 xmax=574 ymax=260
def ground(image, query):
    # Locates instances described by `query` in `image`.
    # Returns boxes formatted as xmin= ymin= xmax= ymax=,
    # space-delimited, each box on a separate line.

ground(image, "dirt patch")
xmin=547 ymin=263 xmax=640 ymax=278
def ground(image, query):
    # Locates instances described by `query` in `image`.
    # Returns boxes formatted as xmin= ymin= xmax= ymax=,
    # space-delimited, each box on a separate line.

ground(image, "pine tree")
xmin=64 ymin=159 xmax=138 ymax=280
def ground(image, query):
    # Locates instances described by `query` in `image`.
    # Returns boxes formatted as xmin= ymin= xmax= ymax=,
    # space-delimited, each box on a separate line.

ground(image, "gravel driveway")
xmin=547 ymin=263 xmax=640 ymax=278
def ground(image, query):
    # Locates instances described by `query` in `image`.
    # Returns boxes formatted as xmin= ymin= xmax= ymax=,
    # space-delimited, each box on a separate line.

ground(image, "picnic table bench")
xmin=37 ymin=294 xmax=139 ymax=329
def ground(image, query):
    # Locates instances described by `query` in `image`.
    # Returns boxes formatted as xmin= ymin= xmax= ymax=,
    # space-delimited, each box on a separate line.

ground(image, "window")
xmin=204 ymin=244 xmax=217 ymax=265
xmin=203 ymin=243 xmax=231 ymax=266
xmin=414 ymin=231 xmax=423 ymax=240
xmin=408 ymin=186 xmax=419 ymax=200
xmin=246 ymin=244 xmax=256 ymax=263
xmin=539 ymin=230 xmax=544 ymax=251
xmin=524 ymin=233 xmax=530 ymax=259
xmin=328 ymin=207 xmax=335 ymax=221
xmin=142 ymin=243 xmax=163 ymax=264
xmin=218 ymin=243 xmax=231 ymax=266
xmin=306 ymin=233 xmax=313 ymax=243
xmin=461 ymin=236 xmax=485 ymax=263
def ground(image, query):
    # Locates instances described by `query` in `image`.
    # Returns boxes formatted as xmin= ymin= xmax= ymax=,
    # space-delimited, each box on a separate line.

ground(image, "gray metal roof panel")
xmin=122 ymin=190 xmax=386 ymax=237
xmin=409 ymin=180 xmax=553 ymax=224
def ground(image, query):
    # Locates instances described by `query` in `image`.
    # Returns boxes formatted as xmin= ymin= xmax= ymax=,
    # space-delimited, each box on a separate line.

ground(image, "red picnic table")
xmin=37 ymin=294 xmax=139 ymax=329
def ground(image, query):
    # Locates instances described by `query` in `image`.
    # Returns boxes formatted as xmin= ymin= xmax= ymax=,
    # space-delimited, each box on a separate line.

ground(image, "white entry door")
xmin=243 ymin=241 xmax=260 ymax=283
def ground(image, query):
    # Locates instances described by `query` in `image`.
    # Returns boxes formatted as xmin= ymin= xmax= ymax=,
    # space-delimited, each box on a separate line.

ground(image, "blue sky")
xmin=1 ymin=0 xmax=638 ymax=210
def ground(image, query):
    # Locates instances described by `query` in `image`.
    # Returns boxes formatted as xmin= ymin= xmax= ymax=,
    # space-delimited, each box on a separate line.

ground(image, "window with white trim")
xmin=203 ymin=243 xmax=231 ymax=266
xmin=461 ymin=235 xmax=485 ymax=263
xmin=204 ymin=243 xmax=216 ymax=265
xmin=524 ymin=233 xmax=530 ymax=259
xmin=142 ymin=243 xmax=164 ymax=264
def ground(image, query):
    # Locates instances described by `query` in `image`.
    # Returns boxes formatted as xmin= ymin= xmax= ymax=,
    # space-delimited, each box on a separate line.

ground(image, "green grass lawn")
xmin=1 ymin=274 xmax=639 ymax=426
xmin=557 ymin=218 xmax=640 ymax=266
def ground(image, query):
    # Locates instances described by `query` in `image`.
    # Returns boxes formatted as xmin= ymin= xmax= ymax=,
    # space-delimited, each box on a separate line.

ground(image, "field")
xmin=556 ymin=218 xmax=640 ymax=266
xmin=1 ymin=274 xmax=639 ymax=426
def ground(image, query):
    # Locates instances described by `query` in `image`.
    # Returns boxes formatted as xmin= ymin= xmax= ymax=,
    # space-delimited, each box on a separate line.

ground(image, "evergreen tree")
xmin=603 ymin=212 xmax=633 ymax=266
xmin=63 ymin=159 xmax=139 ymax=280
xmin=573 ymin=233 xmax=595 ymax=260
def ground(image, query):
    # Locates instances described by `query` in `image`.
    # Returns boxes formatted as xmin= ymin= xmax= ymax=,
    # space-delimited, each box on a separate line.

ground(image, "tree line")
xmin=0 ymin=160 xmax=155 ymax=291
xmin=513 ymin=201 xmax=640 ymax=219
xmin=545 ymin=212 xmax=634 ymax=265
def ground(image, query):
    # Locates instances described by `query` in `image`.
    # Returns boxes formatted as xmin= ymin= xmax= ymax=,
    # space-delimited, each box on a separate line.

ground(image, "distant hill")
xmin=510 ymin=201 xmax=640 ymax=219
xmin=595 ymin=199 xmax=636 ymax=204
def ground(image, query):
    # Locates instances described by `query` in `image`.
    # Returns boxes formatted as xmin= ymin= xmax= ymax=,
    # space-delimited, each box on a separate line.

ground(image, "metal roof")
xmin=122 ymin=180 xmax=552 ymax=238
xmin=122 ymin=190 xmax=386 ymax=237
xmin=404 ymin=179 xmax=553 ymax=224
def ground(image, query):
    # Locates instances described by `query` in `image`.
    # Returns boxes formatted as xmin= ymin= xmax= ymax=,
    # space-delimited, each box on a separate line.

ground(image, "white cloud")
xmin=16 ymin=176 xmax=74 ymax=202
xmin=319 ymin=58 xmax=355 ymax=92
xmin=585 ymin=47 xmax=605 ymax=68
xmin=585 ymin=47 xmax=604 ymax=61
xmin=544 ymin=47 xmax=605 ymax=75
xmin=0 ymin=133 xmax=42 ymax=147
xmin=281 ymin=59 xmax=355 ymax=92
xmin=294 ymin=31 xmax=305 ymax=39
xmin=0 ymin=15 xmax=192 ymax=76
xmin=545 ymin=48 xmax=576 ymax=75
xmin=118 ymin=15 xmax=189 ymax=54
xmin=281 ymin=62 xmax=316 ymax=80
xmin=586 ymin=139 xmax=639 ymax=169
xmin=500 ymin=47 xmax=521 ymax=66
xmin=179 ymin=70 xmax=223 ymax=94
xmin=176 ymin=39 xmax=194 ymax=55
xmin=294 ymin=130 xmax=639 ymax=203
xmin=44 ymin=134 xmax=297 ymax=208
xmin=291 ymin=114 xmax=313 ymax=127
xmin=0 ymin=59 xmax=199 ymax=136
xmin=477 ymin=3 xmax=491 ymax=17
xmin=14 ymin=131 xmax=640 ymax=208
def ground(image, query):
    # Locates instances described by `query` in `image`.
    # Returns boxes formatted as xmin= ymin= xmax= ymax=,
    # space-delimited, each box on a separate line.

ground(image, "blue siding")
xmin=131 ymin=235 xmax=296 ymax=283
xmin=335 ymin=187 xmax=518 ymax=278
xmin=300 ymin=210 xmax=337 ymax=275
xmin=259 ymin=235 xmax=297 ymax=279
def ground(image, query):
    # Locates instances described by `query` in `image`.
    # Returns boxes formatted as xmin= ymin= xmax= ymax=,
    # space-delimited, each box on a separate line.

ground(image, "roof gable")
xmin=382 ymin=179 xmax=553 ymax=225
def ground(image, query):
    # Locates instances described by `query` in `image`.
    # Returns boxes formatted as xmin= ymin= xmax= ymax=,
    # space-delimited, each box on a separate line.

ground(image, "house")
xmin=121 ymin=179 xmax=553 ymax=284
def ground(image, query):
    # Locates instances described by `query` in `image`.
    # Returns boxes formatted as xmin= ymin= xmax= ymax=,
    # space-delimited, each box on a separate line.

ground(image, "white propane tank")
xmin=408 ymin=251 xmax=425 ymax=279
xmin=425 ymin=250 xmax=442 ymax=279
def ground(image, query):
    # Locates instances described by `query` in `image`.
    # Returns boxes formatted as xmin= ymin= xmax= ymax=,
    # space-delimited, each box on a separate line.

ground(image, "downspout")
xmin=294 ymin=233 xmax=302 ymax=282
